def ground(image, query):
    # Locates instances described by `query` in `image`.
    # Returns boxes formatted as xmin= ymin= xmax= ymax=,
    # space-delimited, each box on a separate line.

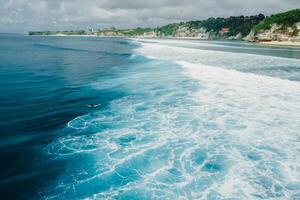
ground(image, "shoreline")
xmin=259 ymin=41 xmax=300 ymax=47
xmin=29 ymin=34 xmax=300 ymax=47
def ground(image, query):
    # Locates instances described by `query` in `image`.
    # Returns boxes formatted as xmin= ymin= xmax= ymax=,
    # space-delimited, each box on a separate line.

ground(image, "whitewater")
xmin=42 ymin=39 xmax=300 ymax=200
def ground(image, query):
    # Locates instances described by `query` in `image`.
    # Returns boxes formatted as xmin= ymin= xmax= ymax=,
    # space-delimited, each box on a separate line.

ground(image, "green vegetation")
xmin=156 ymin=23 xmax=182 ymax=36
xmin=292 ymin=24 xmax=299 ymax=36
xmin=29 ymin=30 xmax=88 ymax=35
xmin=255 ymin=9 xmax=300 ymax=32
xmin=117 ymin=28 xmax=153 ymax=36
xmin=186 ymin=14 xmax=264 ymax=37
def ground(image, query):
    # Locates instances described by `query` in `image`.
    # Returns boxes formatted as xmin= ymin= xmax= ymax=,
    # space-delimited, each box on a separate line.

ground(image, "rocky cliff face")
xmin=173 ymin=26 xmax=210 ymax=39
xmin=170 ymin=20 xmax=300 ymax=42
xmin=137 ymin=31 xmax=157 ymax=38
xmin=243 ymin=29 xmax=255 ymax=42
xmin=244 ymin=22 xmax=300 ymax=42
xmin=171 ymin=25 xmax=242 ymax=40
xmin=228 ymin=33 xmax=242 ymax=40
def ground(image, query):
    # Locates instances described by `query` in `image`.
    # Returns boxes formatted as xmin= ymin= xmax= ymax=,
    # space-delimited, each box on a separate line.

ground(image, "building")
xmin=219 ymin=28 xmax=230 ymax=35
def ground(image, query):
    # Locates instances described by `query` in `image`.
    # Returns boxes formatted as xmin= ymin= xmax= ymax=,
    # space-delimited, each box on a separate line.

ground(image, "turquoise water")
xmin=0 ymin=35 xmax=299 ymax=199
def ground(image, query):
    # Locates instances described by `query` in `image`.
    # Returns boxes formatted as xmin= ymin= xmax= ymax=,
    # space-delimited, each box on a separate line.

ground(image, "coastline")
xmin=137 ymin=38 xmax=300 ymax=47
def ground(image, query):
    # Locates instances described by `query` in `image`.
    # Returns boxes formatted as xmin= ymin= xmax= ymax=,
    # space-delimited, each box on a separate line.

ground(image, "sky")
xmin=1 ymin=0 xmax=300 ymax=33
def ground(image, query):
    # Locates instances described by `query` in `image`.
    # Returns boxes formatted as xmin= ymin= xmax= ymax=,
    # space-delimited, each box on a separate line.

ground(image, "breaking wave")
xmin=43 ymin=40 xmax=300 ymax=199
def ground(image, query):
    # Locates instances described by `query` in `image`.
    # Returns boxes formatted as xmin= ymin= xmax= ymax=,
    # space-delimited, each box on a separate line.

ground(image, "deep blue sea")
xmin=0 ymin=34 xmax=299 ymax=200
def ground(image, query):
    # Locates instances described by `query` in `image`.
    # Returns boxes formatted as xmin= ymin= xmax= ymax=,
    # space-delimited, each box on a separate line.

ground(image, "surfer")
xmin=86 ymin=104 xmax=101 ymax=108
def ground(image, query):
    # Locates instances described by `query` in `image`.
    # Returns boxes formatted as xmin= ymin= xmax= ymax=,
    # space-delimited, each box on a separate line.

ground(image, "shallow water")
xmin=0 ymin=35 xmax=299 ymax=199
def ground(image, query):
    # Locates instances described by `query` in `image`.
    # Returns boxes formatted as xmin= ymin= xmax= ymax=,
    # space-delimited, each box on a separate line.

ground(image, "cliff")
xmin=247 ymin=9 xmax=300 ymax=42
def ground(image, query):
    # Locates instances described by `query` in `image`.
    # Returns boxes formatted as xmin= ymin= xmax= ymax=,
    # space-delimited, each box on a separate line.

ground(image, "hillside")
xmin=255 ymin=9 xmax=300 ymax=33
xmin=29 ymin=9 xmax=300 ymax=43
xmin=29 ymin=14 xmax=265 ymax=39
xmin=253 ymin=9 xmax=300 ymax=42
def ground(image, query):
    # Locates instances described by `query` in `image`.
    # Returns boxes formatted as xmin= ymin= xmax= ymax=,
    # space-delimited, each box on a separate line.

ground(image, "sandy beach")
xmin=260 ymin=40 xmax=300 ymax=47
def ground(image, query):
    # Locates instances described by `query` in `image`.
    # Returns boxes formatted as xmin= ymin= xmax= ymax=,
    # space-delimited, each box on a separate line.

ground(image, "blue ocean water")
xmin=0 ymin=34 xmax=299 ymax=199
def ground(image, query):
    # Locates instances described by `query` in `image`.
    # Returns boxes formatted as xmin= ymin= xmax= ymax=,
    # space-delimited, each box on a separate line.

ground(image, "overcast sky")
xmin=1 ymin=0 xmax=300 ymax=32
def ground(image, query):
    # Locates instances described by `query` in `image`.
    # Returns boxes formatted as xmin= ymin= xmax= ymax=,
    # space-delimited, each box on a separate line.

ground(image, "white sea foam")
xmin=134 ymin=38 xmax=300 ymax=52
xmin=134 ymin=41 xmax=300 ymax=199
xmin=44 ymin=40 xmax=300 ymax=199
xmin=134 ymin=40 xmax=300 ymax=81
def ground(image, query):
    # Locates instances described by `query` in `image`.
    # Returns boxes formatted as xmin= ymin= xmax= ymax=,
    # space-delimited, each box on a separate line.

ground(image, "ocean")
xmin=0 ymin=34 xmax=299 ymax=199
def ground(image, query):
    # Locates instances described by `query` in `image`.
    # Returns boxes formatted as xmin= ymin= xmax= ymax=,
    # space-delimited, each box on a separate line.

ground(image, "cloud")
xmin=1 ymin=0 xmax=300 ymax=32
